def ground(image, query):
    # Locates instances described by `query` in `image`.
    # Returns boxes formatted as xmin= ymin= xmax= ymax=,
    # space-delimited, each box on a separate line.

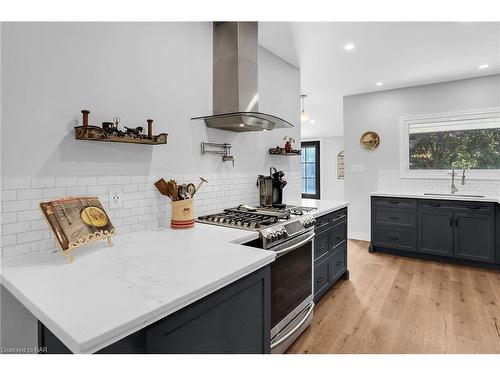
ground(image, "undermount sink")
xmin=424 ymin=193 xmax=486 ymax=198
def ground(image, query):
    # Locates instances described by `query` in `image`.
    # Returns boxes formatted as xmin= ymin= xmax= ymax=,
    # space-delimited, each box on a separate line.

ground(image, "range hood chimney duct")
xmin=192 ymin=22 xmax=294 ymax=132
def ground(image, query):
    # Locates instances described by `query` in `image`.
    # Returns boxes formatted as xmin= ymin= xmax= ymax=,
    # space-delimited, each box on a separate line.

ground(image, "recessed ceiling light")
xmin=376 ymin=82 xmax=383 ymax=86
xmin=344 ymin=43 xmax=355 ymax=50
xmin=309 ymin=119 xmax=316 ymax=124
xmin=239 ymin=123 xmax=244 ymax=127
xmin=478 ymin=64 xmax=489 ymax=69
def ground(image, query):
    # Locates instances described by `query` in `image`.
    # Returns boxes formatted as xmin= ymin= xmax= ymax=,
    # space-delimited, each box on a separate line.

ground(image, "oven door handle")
xmin=274 ymin=232 xmax=315 ymax=257
xmin=271 ymin=302 xmax=314 ymax=350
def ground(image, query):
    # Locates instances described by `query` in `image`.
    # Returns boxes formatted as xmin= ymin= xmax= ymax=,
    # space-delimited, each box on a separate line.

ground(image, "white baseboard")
xmin=348 ymin=231 xmax=370 ymax=242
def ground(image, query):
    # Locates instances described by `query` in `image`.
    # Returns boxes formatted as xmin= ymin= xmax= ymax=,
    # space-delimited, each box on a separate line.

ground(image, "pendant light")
xmin=300 ymin=94 xmax=310 ymax=122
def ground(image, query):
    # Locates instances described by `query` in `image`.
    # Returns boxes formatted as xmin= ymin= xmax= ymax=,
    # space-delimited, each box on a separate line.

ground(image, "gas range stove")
xmin=197 ymin=205 xmax=316 ymax=231
xmin=197 ymin=204 xmax=317 ymax=249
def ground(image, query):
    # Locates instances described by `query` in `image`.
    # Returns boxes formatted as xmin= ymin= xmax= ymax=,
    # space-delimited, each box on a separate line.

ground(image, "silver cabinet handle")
xmin=270 ymin=303 xmax=314 ymax=350
xmin=275 ymin=232 xmax=315 ymax=257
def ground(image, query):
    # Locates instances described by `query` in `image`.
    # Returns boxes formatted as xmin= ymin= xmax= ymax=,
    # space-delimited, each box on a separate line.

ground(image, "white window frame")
xmin=399 ymin=107 xmax=500 ymax=180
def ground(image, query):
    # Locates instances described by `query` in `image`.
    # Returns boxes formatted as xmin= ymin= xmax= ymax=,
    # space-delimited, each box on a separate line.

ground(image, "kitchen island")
xmin=0 ymin=225 xmax=273 ymax=354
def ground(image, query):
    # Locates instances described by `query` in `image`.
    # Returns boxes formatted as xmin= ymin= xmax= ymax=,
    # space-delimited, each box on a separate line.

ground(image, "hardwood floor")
xmin=287 ymin=240 xmax=500 ymax=354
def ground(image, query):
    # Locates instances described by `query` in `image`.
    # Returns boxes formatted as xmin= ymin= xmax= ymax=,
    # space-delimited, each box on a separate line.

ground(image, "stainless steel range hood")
xmin=192 ymin=22 xmax=294 ymax=132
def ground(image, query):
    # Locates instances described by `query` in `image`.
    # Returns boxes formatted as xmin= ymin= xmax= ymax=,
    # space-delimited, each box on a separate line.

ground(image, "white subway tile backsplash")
xmin=43 ymin=188 xmax=67 ymax=199
xmin=97 ymin=176 xmax=115 ymax=185
xmin=130 ymin=176 xmax=146 ymax=184
xmin=17 ymin=210 xmax=42 ymax=222
xmin=3 ymin=200 xmax=31 ymax=212
xmin=32 ymin=178 xmax=55 ymax=189
xmin=1 ymin=234 xmax=17 ymax=247
xmin=2 ymin=178 xmax=31 ymax=190
xmin=115 ymin=176 xmax=131 ymax=184
xmin=17 ymin=189 xmax=42 ymax=200
xmin=31 ymin=220 xmax=47 ymax=231
xmin=378 ymin=170 xmax=500 ymax=196
xmin=56 ymin=177 xmax=78 ymax=187
xmin=2 ymin=243 xmax=30 ymax=258
xmin=87 ymin=186 xmax=106 ymax=195
xmin=67 ymin=186 xmax=88 ymax=196
xmin=17 ymin=230 xmax=44 ymax=244
xmin=77 ymin=177 xmax=97 ymax=186
xmin=3 ymin=222 xmax=31 ymax=235
xmin=0 ymin=171 xmax=300 ymax=259
xmin=1 ymin=212 xmax=17 ymax=224
xmin=1 ymin=190 xmax=17 ymax=201
xmin=123 ymin=184 xmax=138 ymax=193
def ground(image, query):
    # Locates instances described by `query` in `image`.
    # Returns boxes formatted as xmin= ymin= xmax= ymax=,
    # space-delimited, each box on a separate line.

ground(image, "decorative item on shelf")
xmin=268 ymin=147 xmax=301 ymax=156
xmin=39 ymin=196 xmax=115 ymax=263
xmin=74 ymin=110 xmax=168 ymax=145
xmin=154 ymin=176 xmax=208 ymax=229
xmin=360 ymin=131 xmax=380 ymax=150
xmin=283 ymin=136 xmax=296 ymax=153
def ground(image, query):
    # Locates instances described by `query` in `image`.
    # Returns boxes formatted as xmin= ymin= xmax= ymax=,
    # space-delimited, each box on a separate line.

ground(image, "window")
xmin=301 ymin=141 xmax=320 ymax=199
xmin=400 ymin=108 xmax=500 ymax=179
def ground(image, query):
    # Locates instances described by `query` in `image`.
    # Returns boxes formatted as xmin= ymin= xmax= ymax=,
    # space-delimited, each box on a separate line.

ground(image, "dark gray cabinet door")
xmin=454 ymin=212 xmax=495 ymax=263
xmin=418 ymin=209 xmax=454 ymax=256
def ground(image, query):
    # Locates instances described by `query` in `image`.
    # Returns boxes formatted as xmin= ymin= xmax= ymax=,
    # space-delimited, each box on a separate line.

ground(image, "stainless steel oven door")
xmin=269 ymin=230 xmax=314 ymax=339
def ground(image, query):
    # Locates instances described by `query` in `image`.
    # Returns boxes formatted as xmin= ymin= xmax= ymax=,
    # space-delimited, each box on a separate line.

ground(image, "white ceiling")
xmin=259 ymin=22 xmax=500 ymax=139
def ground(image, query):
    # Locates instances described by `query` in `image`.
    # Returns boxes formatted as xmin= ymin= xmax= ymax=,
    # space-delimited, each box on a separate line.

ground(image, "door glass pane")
xmin=305 ymin=147 xmax=316 ymax=162
xmin=306 ymin=179 xmax=316 ymax=194
xmin=305 ymin=163 xmax=315 ymax=178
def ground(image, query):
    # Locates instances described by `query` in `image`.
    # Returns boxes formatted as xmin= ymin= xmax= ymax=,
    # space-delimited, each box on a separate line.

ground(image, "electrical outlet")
xmin=109 ymin=190 xmax=122 ymax=209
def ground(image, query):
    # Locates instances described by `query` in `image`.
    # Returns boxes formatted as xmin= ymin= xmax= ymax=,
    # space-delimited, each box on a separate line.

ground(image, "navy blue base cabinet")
xmin=313 ymin=207 xmax=349 ymax=303
xmin=370 ymin=196 xmax=499 ymax=269
xmin=39 ymin=265 xmax=271 ymax=354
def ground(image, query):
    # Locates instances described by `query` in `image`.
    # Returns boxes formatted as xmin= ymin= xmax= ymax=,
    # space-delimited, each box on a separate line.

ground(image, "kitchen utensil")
xmin=178 ymin=184 xmax=188 ymax=200
xmin=187 ymin=183 xmax=196 ymax=197
xmin=154 ymin=178 xmax=171 ymax=197
xmin=194 ymin=177 xmax=207 ymax=196
xmin=167 ymin=180 xmax=179 ymax=201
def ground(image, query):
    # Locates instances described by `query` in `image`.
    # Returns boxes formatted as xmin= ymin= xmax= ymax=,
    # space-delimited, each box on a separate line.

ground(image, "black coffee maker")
xmin=257 ymin=167 xmax=287 ymax=208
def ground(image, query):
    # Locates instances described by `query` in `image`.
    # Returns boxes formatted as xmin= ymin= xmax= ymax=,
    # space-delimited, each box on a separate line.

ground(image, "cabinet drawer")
xmin=314 ymin=256 xmax=329 ymax=297
xmin=329 ymin=246 xmax=347 ymax=281
xmin=372 ymin=227 xmax=416 ymax=252
xmin=372 ymin=197 xmax=417 ymax=208
xmin=331 ymin=208 xmax=347 ymax=226
xmin=314 ymin=229 xmax=330 ymax=260
xmin=314 ymin=214 xmax=331 ymax=233
xmin=420 ymin=200 xmax=493 ymax=213
xmin=331 ymin=222 xmax=347 ymax=249
xmin=373 ymin=207 xmax=416 ymax=228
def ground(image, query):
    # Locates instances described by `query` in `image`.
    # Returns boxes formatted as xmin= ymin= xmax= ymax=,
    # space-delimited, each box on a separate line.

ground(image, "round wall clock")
xmin=360 ymin=131 xmax=380 ymax=150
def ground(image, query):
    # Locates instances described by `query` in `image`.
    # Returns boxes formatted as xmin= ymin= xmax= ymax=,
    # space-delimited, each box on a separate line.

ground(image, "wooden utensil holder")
xmin=171 ymin=198 xmax=195 ymax=229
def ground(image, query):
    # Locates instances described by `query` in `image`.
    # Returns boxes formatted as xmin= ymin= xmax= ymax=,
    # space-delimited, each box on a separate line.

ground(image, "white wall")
xmin=1 ymin=22 xmax=300 ymax=180
xmin=303 ymin=136 xmax=344 ymax=200
xmin=344 ymin=74 xmax=500 ymax=240
xmin=0 ymin=22 xmax=301 ymax=352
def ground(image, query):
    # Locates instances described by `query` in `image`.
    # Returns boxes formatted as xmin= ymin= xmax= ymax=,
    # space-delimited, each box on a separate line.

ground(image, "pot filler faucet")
xmin=450 ymin=163 xmax=466 ymax=194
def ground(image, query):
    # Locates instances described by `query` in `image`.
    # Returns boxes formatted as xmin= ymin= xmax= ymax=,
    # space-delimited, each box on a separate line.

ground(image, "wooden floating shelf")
xmin=269 ymin=148 xmax=301 ymax=156
xmin=75 ymin=126 xmax=167 ymax=145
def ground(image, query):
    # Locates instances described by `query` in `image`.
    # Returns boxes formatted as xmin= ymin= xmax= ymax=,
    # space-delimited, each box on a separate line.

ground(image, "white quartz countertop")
xmin=0 ymin=225 xmax=272 ymax=354
xmin=299 ymin=199 xmax=349 ymax=217
xmin=371 ymin=191 xmax=500 ymax=204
